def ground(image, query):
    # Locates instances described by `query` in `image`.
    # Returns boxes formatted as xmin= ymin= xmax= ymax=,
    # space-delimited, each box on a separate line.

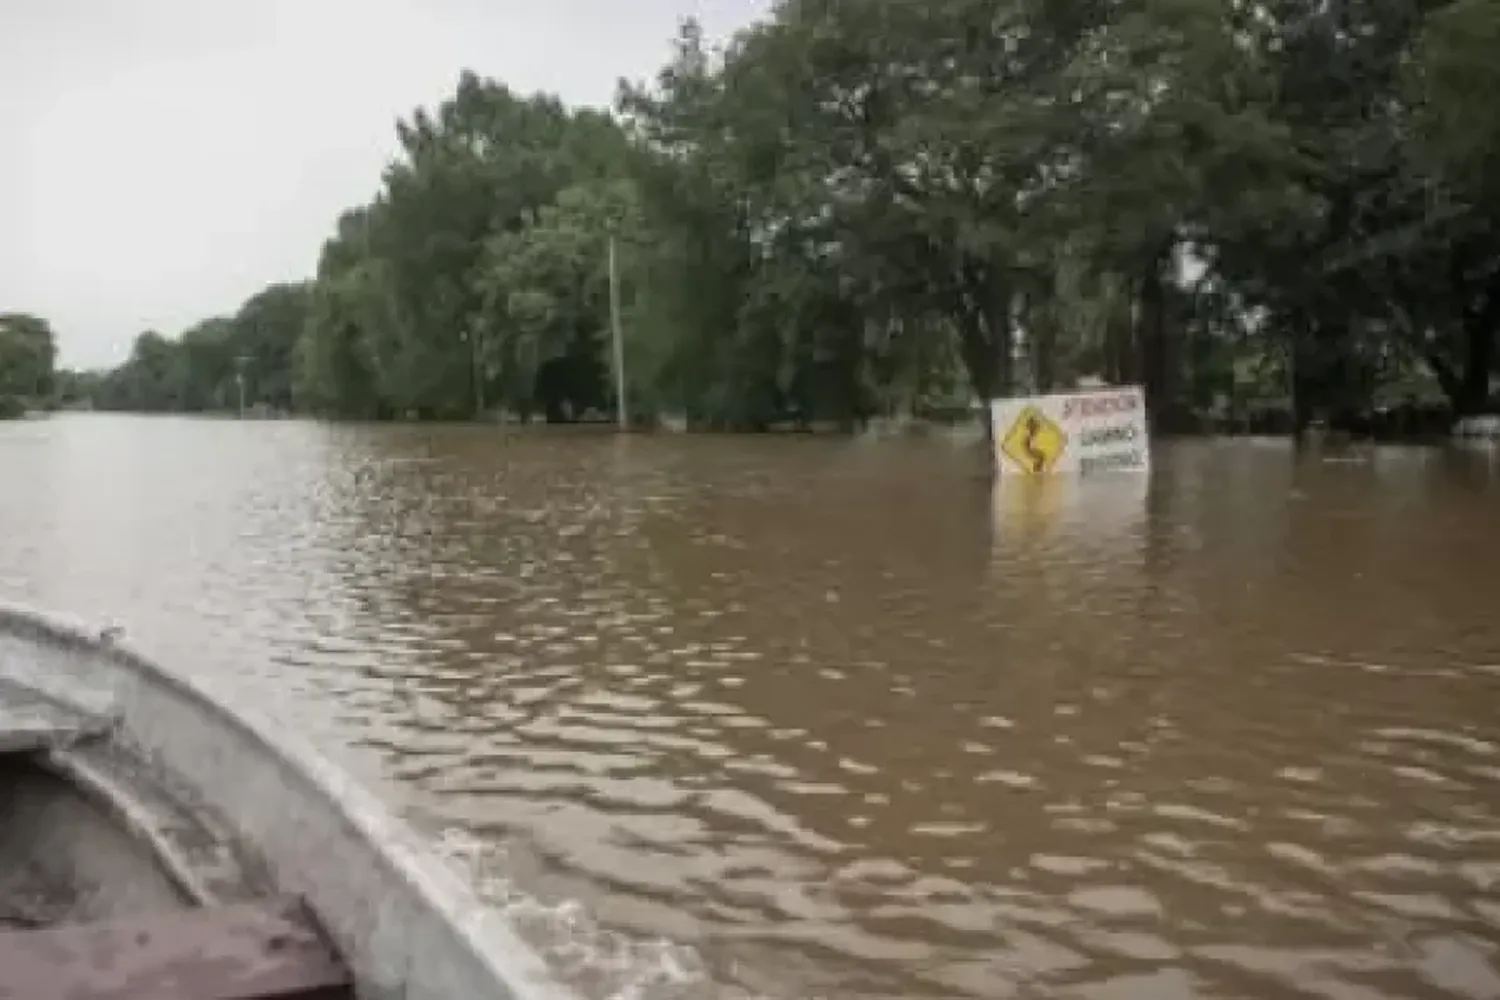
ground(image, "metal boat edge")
xmin=0 ymin=599 xmax=569 ymax=1000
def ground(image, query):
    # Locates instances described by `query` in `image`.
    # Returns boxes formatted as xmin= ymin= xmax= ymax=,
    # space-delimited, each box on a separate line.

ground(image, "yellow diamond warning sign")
xmin=999 ymin=405 xmax=1068 ymax=475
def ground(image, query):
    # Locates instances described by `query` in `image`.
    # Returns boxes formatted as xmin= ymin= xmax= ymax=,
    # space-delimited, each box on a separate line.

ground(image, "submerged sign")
xmin=991 ymin=386 xmax=1150 ymax=476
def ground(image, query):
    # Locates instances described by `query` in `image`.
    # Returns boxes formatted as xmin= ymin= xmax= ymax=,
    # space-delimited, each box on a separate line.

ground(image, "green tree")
xmin=472 ymin=178 xmax=643 ymax=421
xmin=0 ymin=313 xmax=57 ymax=417
xmin=80 ymin=0 xmax=1500 ymax=435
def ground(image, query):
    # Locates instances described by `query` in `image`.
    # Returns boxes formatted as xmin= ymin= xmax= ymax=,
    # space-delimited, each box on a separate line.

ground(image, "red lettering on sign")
xmin=1063 ymin=393 xmax=1138 ymax=420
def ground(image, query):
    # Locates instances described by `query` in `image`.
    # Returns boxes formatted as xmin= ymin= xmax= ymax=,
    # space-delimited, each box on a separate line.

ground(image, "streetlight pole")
xmin=608 ymin=233 xmax=628 ymax=431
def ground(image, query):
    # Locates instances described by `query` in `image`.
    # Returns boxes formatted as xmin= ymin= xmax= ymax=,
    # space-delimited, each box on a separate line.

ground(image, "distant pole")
xmin=235 ymin=354 xmax=250 ymax=418
xmin=464 ymin=327 xmax=484 ymax=418
xmin=472 ymin=328 xmax=485 ymax=417
xmin=608 ymin=233 xmax=628 ymax=430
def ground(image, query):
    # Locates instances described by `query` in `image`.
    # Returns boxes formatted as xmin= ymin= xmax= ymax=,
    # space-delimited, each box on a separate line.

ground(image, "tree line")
xmin=0 ymin=314 xmax=57 ymax=418
xmin=12 ymin=0 xmax=1499 ymax=436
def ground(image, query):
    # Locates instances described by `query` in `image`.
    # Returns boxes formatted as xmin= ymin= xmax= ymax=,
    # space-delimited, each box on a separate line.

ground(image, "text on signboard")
xmin=1079 ymin=425 xmax=1138 ymax=448
xmin=1063 ymin=393 xmax=1138 ymax=420
xmin=1080 ymin=451 xmax=1146 ymax=474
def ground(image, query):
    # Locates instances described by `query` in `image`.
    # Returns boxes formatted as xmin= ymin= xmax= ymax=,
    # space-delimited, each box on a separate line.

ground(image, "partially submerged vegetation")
xmin=0 ymin=314 xmax=57 ymax=419
xmin=11 ymin=0 xmax=1500 ymax=435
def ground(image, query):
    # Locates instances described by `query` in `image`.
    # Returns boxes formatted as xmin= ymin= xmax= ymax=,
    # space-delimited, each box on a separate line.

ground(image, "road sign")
xmin=990 ymin=386 xmax=1150 ymax=477
xmin=999 ymin=405 xmax=1068 ymax=475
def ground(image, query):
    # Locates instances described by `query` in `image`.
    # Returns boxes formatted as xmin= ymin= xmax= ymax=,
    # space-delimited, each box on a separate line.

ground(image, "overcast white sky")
xmin=1 ymin=0 xmax=769 ymax=368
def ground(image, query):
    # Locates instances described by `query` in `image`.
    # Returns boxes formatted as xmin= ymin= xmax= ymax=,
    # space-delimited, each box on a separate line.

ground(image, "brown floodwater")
xmin=3 ymin=414 xmax=1500 ymax=999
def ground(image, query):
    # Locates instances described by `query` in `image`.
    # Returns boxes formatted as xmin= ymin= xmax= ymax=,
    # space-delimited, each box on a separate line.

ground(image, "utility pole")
xmin=472 ymin=326 xmax=485 ymax=417
xmin=235 ymin=355 xmax=250 ymax=418
xmin=462 ymin=324 xmax=484 ymax=418
xmin=608 ymin=233 xmax=628 ymax=431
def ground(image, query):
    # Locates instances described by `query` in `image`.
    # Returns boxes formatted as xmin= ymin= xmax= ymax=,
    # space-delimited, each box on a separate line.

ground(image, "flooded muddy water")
xmin=3 ymin=414 xmax=1499 ymax=999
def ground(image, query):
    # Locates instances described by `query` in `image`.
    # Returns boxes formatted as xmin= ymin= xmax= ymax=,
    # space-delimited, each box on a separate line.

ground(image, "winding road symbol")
xmin=1000 ymin=406 xmax=1067 ymax=475
xmin=1022 ymin=414 xmax=1047 ymax=473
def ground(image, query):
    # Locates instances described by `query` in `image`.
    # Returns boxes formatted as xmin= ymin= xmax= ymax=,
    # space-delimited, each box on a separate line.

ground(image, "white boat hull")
xmin=0 ymin=601 xmax=565 ymax=1000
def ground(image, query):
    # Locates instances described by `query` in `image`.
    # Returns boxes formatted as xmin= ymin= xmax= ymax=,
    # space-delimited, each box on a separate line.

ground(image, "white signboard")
xmin=990 ymin=386 xmax=1151 ymax=477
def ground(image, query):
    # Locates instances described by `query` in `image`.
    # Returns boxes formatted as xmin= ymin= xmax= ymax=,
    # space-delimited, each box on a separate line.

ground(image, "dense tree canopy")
xmin=86 ymin=283 xmax=313 ymax=415
xmin=16 ymin=0 xmax=1499 ymax=435
xmin=0 ymin=313 xmax=57 ymax=418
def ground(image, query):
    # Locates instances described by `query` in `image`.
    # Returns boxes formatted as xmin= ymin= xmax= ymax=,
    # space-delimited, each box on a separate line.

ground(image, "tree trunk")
xmin=1136 ymin=242 xmax=1173 ymax=427
xmin=1458 ymin=273 xmax=1500 ymax=415
xmin=1458 ymin=322 xmax=1495 ymax=415
xmin=1106 ymin=289 xmax=1136 ymax=384
xmin=953 ymin=259 xmax=1012 ymax=446
xmin=957 ymin=312 xmax=997 ymax=441
xmin=1290 ymin=317 xmax=1317 ymax=438
xmin=1034 ymin=319 xmax=1057 ymax=394
xmin=987 ymin=270 xmax=1014 ymax=400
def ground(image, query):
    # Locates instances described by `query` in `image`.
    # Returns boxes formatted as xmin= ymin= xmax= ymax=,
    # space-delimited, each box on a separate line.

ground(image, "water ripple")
xmin=3 ymin=417 xmax=1500 ymax=998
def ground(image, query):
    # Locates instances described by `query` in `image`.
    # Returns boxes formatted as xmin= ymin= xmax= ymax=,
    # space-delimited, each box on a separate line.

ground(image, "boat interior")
xmin=0 ymin=678 xmax=353 ymax=999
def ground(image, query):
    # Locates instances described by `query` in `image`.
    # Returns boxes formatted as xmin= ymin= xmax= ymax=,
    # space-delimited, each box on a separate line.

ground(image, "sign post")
xmin=990 ymin=386 xmax=1151 ymax=477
